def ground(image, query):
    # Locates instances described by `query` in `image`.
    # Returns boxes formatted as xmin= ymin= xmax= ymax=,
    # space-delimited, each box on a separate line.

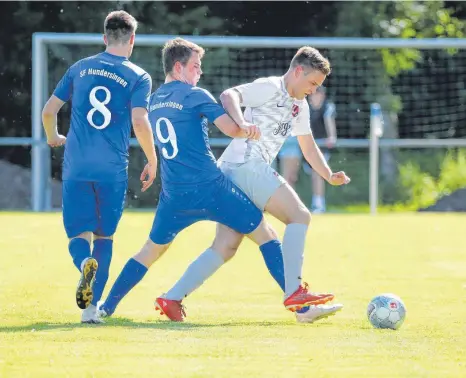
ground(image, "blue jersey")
xmin=148 ymin=81 xmax=226 ymax=192
xmin=53 ymin=51 xmax=152 ymax=182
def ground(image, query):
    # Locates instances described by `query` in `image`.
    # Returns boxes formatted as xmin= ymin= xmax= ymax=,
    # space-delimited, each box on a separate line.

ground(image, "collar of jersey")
xmin=101 ymin=51 xmax=128 ymax=61
xmin=279 ymin=76 xmax=293 ymax=100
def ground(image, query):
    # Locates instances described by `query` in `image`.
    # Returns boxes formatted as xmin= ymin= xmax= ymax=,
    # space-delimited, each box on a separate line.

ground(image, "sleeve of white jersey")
xmin=234 ymin=78 xmax=278 ymax=107
xmin=291 ymin=100 xmax=312 ymax=136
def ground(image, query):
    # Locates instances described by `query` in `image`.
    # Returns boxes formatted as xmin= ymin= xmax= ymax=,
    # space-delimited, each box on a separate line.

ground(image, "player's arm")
xmin=42 ymin=95 xmax=67 ymax=147
xmin=298 ymin=134 xmax=332 ymax=181
xmin=213 ymin=114 xmax=259 ymax=140
xmin=219 ymin=89 xmax=247 ymax=128
xmin=131 ymin=73 xmax=157 ymax=192
xmin=194 ymin=88 xmax=260 ymax=140
xmin=298 ymin=135 xmax=349 ymax=186
xmin=219 ymin=79 xmax=277 ymax=127
xmin=295 ymin=102 xmax=349 ymax=186
xmin=42 ymin=66 xmax=75 ymax=147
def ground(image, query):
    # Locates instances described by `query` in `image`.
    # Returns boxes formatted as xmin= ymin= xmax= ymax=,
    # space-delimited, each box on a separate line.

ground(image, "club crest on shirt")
xmin=292 ymin=104 xmax=300 ymax=117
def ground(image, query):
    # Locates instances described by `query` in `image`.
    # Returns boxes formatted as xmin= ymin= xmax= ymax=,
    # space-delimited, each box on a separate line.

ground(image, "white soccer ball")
xmin=367 ymin=293 xmax=406 ymax=330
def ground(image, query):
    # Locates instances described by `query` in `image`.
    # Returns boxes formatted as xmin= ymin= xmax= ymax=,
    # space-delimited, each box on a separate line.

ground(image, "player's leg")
xmin=81 ymin=181 xmax=127 ymax=323
xmin=222 ymin=160 xmax=334 ymax=310
xmin=278 ymin=136 xmax=302 ymax=189
xmin=100 ymin=238 xmax=172 ymax=317
xmin=218 ymin=223 xmax=343 ymax=322
xmin=90 ymin=181 xmax=127 ymax=306
xmin=155 ymin=177 xmax=264 ymax=321
xmin=264 ymin=183 xmax=335 ymax=309
xmin=99 ymin=196 xmax=192 ymax=317
xmin=62 ymin=180 xmax=99 ymax=310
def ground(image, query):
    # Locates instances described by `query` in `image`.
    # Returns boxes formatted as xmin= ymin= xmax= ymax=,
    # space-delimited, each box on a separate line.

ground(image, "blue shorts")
xmin=278 ymin=136 xmax=302 ymax=159
xmin=62 ymin=180 xmax=127 ymax=238
xmin=150 ymin=175 xmax=262 ymax=245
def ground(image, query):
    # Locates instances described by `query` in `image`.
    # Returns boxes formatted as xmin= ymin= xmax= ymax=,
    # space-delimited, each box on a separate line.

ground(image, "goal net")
xmin=43 ymin=38 xmax=466 ymax=209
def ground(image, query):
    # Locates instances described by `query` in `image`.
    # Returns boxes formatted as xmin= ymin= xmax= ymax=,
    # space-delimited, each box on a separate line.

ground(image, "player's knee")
xmin=249 ymin=219 xmax=278 ymax=245
xmin=216 ymin=246 xmax=238 ymax=262
xmin=211 ymin=240 xmax=238 ymax=262
xmin=289 ymin=206 xmax=311 ymax=225
xmin=134 ymin=239 xmax=170 ymax=268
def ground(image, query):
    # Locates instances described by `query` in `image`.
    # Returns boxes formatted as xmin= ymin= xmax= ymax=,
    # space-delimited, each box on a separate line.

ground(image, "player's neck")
xmin=283 ymin=72 xmax=295 ymax=98
xmin=105 ymin=46 xmax=129 ymax=59
xmin=165 ymin=74 xmax=177 ymax=84
xmin=165 ymin=74 xmax=186 ymax=84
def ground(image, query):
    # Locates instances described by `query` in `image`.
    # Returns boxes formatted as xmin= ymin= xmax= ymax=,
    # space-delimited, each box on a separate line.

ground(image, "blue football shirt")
xmin=53 ymin=51 xmax=151 ymax=182
xmin=148 ymin=81 xmax=226 ymax=191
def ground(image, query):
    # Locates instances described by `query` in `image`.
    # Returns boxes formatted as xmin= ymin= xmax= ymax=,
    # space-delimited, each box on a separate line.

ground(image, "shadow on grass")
xmin=0 ymin=317 xmax=302 ymax=333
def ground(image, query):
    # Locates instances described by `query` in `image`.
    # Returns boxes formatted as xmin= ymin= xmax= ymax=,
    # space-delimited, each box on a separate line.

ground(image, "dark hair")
xmin=162 ymin=37 xmax=205 ymax=76
xmin=291 ymin=46 xmax=331 ymax=76
xmin=104 ymin=11 xmax=138 ymax=45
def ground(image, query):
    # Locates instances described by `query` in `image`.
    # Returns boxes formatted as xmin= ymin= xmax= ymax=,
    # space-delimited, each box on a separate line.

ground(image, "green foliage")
xmin=332 ymin=0 xmax=465 ymax=116
xmin=377 ymin=1 xmax=465 ymax=77
xmin=398 ymin=149 xmax=466 ymax=209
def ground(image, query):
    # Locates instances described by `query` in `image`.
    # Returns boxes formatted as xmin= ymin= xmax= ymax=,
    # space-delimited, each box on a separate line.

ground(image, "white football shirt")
xmin=219 ymin=76 xmax=312 ymax=165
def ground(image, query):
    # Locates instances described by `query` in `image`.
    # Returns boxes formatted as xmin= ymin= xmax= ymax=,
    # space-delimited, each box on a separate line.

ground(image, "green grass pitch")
xmin=0 ymin=212 xmax=465 ymax=377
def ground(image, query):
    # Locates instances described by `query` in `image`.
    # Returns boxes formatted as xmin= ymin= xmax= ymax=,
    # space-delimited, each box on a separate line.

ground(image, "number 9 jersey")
xmin=148 ymin=81 xmax=226 ymax=193
xmin=53 ymin=51 xmax=152 ymax=182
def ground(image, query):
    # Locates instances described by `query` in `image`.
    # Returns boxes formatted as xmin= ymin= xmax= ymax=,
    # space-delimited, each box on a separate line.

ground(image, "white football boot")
xmin=295 ymin=303 xmax=343 ymax=323
xmin=81 ymin=304 xmax=105 ymax=324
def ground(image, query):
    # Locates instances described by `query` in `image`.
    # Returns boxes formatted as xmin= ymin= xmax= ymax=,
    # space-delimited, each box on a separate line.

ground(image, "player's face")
xmin=181 ymin=52 xmax=203 ymax=86
xmin=294 ymin=66 xmax=326 ymax=100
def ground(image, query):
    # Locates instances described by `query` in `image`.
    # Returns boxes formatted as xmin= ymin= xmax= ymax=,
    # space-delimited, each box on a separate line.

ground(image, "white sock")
xmin=165 ymin=248 xmax=225 ymax=301
xmin=312 ymin=195 xmax=325 ymax=210
xmin=282 ymin=223 xmax=308 ymax=298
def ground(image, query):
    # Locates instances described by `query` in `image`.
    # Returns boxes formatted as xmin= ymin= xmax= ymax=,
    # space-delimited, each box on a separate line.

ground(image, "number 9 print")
xmin=155 ymin=117 xmax=179 ymax=159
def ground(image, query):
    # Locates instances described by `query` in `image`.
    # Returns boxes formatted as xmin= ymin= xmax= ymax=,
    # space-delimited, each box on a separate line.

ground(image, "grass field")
xmin=1 ymin=212 xmax=465 ymax=377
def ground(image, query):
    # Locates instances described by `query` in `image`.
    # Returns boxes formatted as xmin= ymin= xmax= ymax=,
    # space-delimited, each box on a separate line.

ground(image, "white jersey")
xmin=219 ymin=76 xmax=312 ymax=165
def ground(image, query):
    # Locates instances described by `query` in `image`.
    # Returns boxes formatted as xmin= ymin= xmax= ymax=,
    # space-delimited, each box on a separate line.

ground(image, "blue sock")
xmin=69 ymin=238 xmax=91 ymax=272
xmin=91 ymin=239 xmax=113 ymax=306
xmin=259 ymin=240 xmax=285 ymax=291
xmin=259 ymin=240 xmax=309 ymax=313
xmin=102 ymin=258 xmax=148 ymax=315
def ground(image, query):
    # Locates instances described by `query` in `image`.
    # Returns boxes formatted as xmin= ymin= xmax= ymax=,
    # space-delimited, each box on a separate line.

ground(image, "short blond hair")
xmin=290 ymin=46 xmax=331 ymax=75
xmin=162 ymin=38 xmax=205 ymax=75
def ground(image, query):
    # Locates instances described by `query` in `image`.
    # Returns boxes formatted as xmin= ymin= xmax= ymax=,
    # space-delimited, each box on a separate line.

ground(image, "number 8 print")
xmin=87 ymin=86 xmax=112 ymax=129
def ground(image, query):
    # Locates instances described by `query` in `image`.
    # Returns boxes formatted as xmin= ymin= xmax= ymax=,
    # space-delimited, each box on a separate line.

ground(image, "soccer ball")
xmin=367 ymin=293 xmax=406 ymax=330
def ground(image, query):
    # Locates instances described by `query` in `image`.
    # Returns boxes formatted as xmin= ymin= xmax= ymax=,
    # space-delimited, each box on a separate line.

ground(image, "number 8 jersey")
xmin=53 ymin=51 xmax=151 ymax=182
xmin=149 ymin=81 xmax=226 ymax=193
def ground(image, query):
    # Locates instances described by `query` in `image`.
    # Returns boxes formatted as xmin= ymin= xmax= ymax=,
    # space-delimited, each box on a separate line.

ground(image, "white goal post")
xmin=25 ymin=34 xmax=466 ymax=212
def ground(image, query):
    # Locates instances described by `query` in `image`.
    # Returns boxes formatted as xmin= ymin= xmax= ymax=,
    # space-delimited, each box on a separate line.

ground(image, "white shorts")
xmin=219 ymin=159 xmax=286 ymax=211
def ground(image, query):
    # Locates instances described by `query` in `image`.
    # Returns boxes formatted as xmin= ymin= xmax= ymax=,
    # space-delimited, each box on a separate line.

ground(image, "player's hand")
xmin=140 ymin=162 xmax=157 ymax=192
xmin=326 ymin=136 xmax=336 ymax=149
xmin=241 ymin=123 xmax=261 ymax=140
xmin=47 ymin=134 xmax=66 ymax=147
xmin=328 ymin=171 xmax=350 ymax=186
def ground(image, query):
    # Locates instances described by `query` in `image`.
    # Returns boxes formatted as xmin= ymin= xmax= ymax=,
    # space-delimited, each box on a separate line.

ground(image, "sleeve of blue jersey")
xmin=131 ymin=73 xmax=152 ymax=110
xmin=192 ymin=88 xmax=226 ymax=123
xmin=53 ymin=67 xmax=74 ymax=102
